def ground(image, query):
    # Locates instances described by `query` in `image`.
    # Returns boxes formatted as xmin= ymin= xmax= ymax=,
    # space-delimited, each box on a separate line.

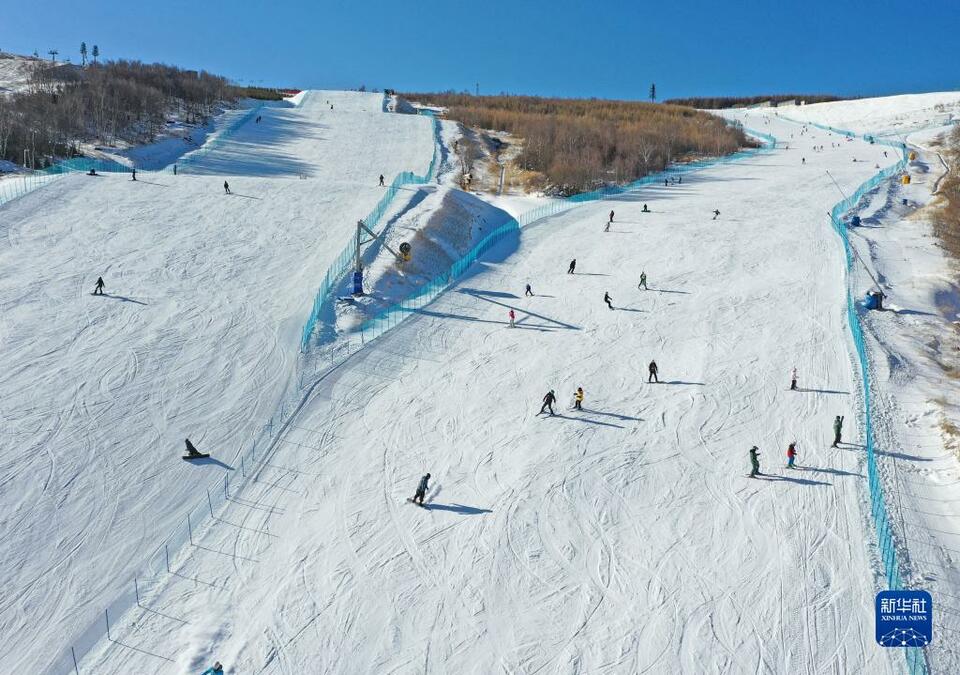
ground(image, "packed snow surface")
xmin=87 ymin=105 xmax=909 ymax=674
xmin=761 ymin=92 xmax=960 ymax=137
xmin=0 ymin=90 xmax=433 ymax=672
xmin=4 ymin=88 xmax=960 ymax=674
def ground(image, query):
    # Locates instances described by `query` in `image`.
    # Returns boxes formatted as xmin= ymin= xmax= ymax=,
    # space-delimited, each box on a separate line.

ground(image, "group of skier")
xmin=747 ymin=368 xmax=846 ymax=478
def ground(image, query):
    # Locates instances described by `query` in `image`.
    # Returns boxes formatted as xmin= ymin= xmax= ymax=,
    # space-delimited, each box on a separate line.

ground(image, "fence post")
xmin=241 ymin=455 xmax=246 ymax=477
xmin=71 ymin=646 xmax=80 ymax=675
xmin=165 ymin=544 xmax=170 ymax=572
xmin=134 ymin=577 xmax=141 ymax=606
xmin=105 ymin=609 xmax=111 ymax=641
xmin=207 ymin=488 xmax=214 ymax=517
xmin=187 ymin=512 xmax=193 ymax=545
xmin=224 ymin=474 xmax=229 ymax=499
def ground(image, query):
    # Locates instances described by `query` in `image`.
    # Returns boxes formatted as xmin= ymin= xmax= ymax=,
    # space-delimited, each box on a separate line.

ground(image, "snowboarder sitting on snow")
xmin=787 ymin=442 xmax=798 ymax=469
xmin=642 ymin=204 xmax=650 ymax=212
xmin=87 ymin=168 xmax=98 ymax=176
xmin=648 ymin=360 xmax=659 ymax=383
xmin=712 ymin=209 xmax=720 ymax=220
xmin=200 ymin=662 xmax=224 ymax=675
xmin=413 ymin=473 xmax=431 ymax=505
xmin=539 ymin=390 xmax=557 ymax=415
xmin=567 ymin=259 xmax=576 ymax=274
xmin=184 ymin=438 xmax=202 ymax=457
xmin=223 ymin=180 xmax=231 ymax=194
xmin=93 ymin=276 xmax=105 ymax=295
xmin=638 ymin=271 xmax=648 ymax=290
xmin=749 ymin=446 xmax=761 ymax=477
xmin=525 ymin=284 xmax=533 ymax=297
xmin=379 ymin=174 xmax=385 ymax=187
xmin=574 ymin=387 xmax=584 ymax=410
xmin=831 ymin=415 xmax=844 ymax=448
xmin=603 ymin=292 xmax=613 ymax=310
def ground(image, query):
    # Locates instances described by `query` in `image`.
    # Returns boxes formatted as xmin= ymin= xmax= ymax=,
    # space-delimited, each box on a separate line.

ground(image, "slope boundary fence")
xmin=299 ymin=104 xmax=441 ymax=350
xmin=788 ymin=113 xmax=928 ymax=675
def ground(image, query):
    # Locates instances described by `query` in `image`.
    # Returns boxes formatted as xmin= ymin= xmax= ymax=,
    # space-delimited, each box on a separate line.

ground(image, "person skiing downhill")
xmin=93 ymin=276 xmax=105 ymax=295
xmin=525 ymin=284 xmax=533 ymax=297
xmin=831 ymin=415 xmax=844 ymax=447
xmin=638 ymin=271 xmax=648 ymax=290
xmin=508 ymin=309 xmax=516 ymax=327
xmin=131 ymin=168 xmax=137 ymax=181
xmin=712 ymin=209 xmax=720 ymax=220
xmin=603 ymin=292 xmax=613 ymax=310
xmin=413 ymin=473 xmax=431 ymax=506
xmin=184 ymin=438 xmax=202 ymax=457
xmin=379 ymin=174 xmax=385 ymax=187
xmin=573 ymin=387 xmax=584 ymax=410
xmin=567 ymin=259 xmax=576 ymax=274
xmin=749 ymin=446 xmax=761 ymax=477
xmin=787 ymin=442 xmax=798 ymax=468
xmin=200 ymin=662 xmax=224 ymax=675
xmin=223 ymin=180 xmax=231 ymax=194
xmin=604 ymin=220 xmax=611 ymax=232
xmin=790 ymin=367 xmax=798 ymax=391
xmin=539 ymin=390 xmax=557 ymax=415
xmin=648 ymin=360 xmax=659 ymax=383
xmin=609 ymin=210 xmax=615 ymax=223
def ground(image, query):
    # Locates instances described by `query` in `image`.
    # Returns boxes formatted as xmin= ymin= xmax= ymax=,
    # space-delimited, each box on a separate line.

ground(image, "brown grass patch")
xmin=405 ymin=93 xmax=753 ymax=195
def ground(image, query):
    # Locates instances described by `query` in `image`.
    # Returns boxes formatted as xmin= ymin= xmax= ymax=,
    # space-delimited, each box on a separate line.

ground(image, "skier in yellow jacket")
xmin=573 ymin=387 xmax=584 ymax=410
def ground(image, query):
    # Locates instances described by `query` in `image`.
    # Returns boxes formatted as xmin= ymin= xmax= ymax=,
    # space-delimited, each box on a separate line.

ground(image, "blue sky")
xmin=3 ymin=0 xmax=957 ymax=99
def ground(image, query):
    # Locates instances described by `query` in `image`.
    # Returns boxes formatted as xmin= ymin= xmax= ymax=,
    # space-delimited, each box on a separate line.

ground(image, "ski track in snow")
xmin=0 ymin=90 xmax=435 ymax=672
xmin=6 ymin=91 xmax=959 ymax=673
xmin=64 ymin=108 xmax=927 ymax=673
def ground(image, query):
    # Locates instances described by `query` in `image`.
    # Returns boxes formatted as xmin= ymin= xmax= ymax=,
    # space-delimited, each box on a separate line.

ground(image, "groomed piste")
xmin=2 ymin=89 xmax=958 ymax=674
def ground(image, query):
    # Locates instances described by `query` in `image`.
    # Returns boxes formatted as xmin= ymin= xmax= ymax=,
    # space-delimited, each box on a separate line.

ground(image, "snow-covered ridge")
xmin=758 ymin=91 xmax=960 ymax=137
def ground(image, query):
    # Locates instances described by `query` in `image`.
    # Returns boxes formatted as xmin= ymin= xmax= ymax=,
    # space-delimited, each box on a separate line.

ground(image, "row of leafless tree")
xmin=664 ymin=94 xmax=843 ymax=109
xmin=404 ymin=93 xmax=755 ymax=194
xmin=933 ymin=125 xmax=960 ymax=264
xmin=0 ymin=60 xmax=234 ymax=168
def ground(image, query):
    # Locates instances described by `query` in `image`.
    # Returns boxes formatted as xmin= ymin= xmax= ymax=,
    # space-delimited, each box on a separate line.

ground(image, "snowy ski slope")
xmin=77 ymin=110 xmax=924 ymax=673
xmin=0 ymin=91 xmax=434 ymax=672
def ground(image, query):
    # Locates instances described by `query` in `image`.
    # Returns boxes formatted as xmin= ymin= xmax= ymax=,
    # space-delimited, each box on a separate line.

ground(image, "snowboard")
xmin=183 ymin=453 xmax=211 ymax=460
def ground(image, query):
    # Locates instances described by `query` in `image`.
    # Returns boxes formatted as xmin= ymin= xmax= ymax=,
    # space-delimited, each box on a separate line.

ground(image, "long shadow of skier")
xmin=459 ymin=287 xmax=519 ymax=299
xmin=799 ymin=466 xmax=861 ymax=478
xmin=187 ymin=456 xmax=234 ymax=470
xmin=551 ymin=413 xmax=624 ymax=429
xmin=579 ymin=407 xmax=642 ymax=422
xmin=757 ymin=474 xmax=831 ymax=487
xmin=798 ymin=387 xmax=848 ymax=395
xmin=459 ymin=289 xmax=580 ymax=330
xmin=422 ymin=503 xmax=493 ymax=515
xmin=92 ymin=293 xmax=148 ymax=306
